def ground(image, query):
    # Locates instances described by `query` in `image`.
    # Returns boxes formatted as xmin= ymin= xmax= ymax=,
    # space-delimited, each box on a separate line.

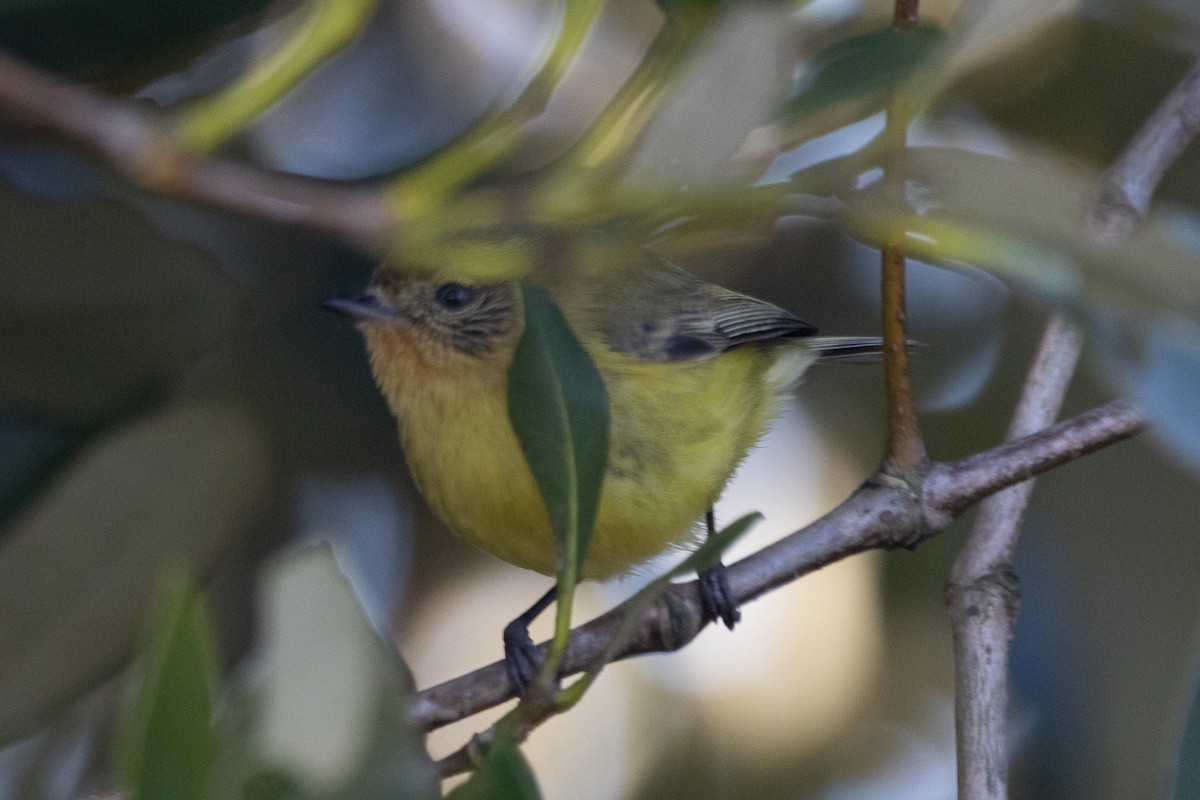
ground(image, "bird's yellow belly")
xmin=397 ymin=347 xmax=778 ymax=580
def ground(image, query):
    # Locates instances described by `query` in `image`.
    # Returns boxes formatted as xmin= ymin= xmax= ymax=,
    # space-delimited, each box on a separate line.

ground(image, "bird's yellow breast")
xmin=366 ymin=324 xmax=787 ymax=579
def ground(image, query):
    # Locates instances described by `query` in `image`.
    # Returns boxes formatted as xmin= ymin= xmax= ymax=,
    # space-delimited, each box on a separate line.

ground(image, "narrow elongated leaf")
xmin=670 ymin=512 xmax=762 ymax=578
xmin=506 ymin=283 xmax=609 ymax=576
xmin=591 ymin=513 xmax=761 ymax=676
xmin=120 ymin=575 xmax=215 ymax=800
xmin=445 ymin=737 xmax=542 ymax=800
xmin=787 ymin=24 xmax=944 ymax=119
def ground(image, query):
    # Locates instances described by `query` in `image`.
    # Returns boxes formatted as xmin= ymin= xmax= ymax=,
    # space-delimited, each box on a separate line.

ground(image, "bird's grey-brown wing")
xmin=586 ymin=256 xmax=818 ymax=363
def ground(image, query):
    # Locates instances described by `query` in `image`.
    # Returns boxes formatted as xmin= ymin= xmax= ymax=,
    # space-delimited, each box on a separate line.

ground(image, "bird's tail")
xmin=808 ymin=335 xmax=887 ymax=363
xmin=766 ymin=335 xmax=914 ymax=393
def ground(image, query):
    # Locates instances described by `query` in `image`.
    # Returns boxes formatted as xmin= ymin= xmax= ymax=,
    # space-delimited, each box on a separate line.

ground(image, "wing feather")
xmin=582 ymin=256 xmax=818 ymax=363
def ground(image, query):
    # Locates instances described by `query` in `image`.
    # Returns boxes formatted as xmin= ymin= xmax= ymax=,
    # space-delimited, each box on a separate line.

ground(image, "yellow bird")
xmin=326 ymin=253 xmax=880 ymax=685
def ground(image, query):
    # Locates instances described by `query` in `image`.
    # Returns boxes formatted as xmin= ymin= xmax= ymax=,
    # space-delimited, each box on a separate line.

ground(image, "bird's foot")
xmin=698 ymin=561 xmax=741 ymax=629
xmin=502 ymin=617 xmax=543 ymax=695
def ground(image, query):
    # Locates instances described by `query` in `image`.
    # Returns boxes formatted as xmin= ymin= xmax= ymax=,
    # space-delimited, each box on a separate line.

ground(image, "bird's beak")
xmin=322 ymin=293 xmax=398 ymax=323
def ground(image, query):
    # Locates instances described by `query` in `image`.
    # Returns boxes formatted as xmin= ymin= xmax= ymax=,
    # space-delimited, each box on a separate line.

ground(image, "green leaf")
xmin=1096 ymin=315 xmax=1200 ymax=474
xmin=845 ymin=147 xmax=1200 ymax=320
xmin=653 ymin=0 xmax=725 ymax=16
xmin=119 ymin=574 xmax=215 ymax=800
xmin=0 ymin=403 xmax=268 ymax=746
xmin=588 ymin=513 xmax=761 ymax=679
xmin=843 ymin=146 xmax=1200 ymax=472
xmin=670 ymin=512 xmax=762 ymax=578
xmin=506 ymin=283 xmax=610 ymax=577
xmin=206 ymin=545 xmax=436 ymax=800
xmin=0 ymin=186 xmax=236 ymax=424
xmin=445 ymin=737 xmax=542 ymax=800
xmin=787 ymin=24 xmax=944 ymax=119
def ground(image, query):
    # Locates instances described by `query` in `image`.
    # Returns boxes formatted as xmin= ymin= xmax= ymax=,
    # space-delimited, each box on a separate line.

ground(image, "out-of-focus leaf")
xmin=173 ymin=0 xmax=379 ymax=153
xmin=846 ymin=145 xmax=1200 ymax=470
xmin=0 ymin=187 xmax=236 ymax=424
xmin=119 ymin=575 xmax=215 ymax=800
xmin=786 ymin=24 xmax=944 ymax=119
xmin=631 ymin=3 xmax=791 ymax=187
xmin=209 ymin=546 xmax=435 ymax=800
xmin=1103 ymin=317 xmax=1200 ymax=474
xmin=846 ymin=147 xmax=1200 ymax=320
xmin=652 ymin=0 xmax=726 ymax=20
xmin=0 ymin=403 xmax=268 ymax=745
xmin=938 ymin=0 xmax=1075 ymax=82
xmin=1140 ymin=320 xmax=1200 ymax=469
xmin=506 ymin=283 xmax=609 ymax=577
xmin=445 ymin=736 xmax=542 ymax=800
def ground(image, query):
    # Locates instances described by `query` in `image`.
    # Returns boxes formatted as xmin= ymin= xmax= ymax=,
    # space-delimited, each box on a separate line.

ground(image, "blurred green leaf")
xmin=786 ymin=24 xmax=944 ymax=119
xmin=1098 ymin=316 xmax=1200 ymax=474
xmin=845 ymin=145 xmax=1200 ymax=471
xmin=208 ymin=545 xmax=435 ymax=800
xmin=0 ymin=188 xmax=236 ymax=424
xmin=120 ymin=574 xmax=215 ymax=800
xmin=0 ymin=403 xmax=269 ymax=745
xmin=506 ymin=283 xmax=609 ymax=577
xmin=1140 ymin=320 xmax=1200 ymax=471
xmin=845 ymin=147 xmax=1200 ymax=320
xmin=445 ymin=737 xmax=542 ymax=800
xmin=651 ymin=0 xmax=727 ymax=17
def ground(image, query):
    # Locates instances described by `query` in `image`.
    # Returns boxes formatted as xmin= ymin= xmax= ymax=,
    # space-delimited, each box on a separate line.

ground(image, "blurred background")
xmin=2 ymin=0 xmax=1200 ymax=798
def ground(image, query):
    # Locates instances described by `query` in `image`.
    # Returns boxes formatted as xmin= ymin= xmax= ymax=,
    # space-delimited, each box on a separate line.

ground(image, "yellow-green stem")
xmin=880 ymin=22 xmax=925 ymax=474
xmin=174 ymin=0 xmax=378 ymax=152
xmin=388 ymin=0 xmax=605 ymax=218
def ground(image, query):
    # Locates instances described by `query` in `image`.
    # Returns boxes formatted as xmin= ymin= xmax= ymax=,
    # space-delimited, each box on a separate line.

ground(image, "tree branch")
xmin=1089 ymin=57 xmax=1200 ymax=241
xmin=946 ymin=313 xmax=1083 ymax=800
xmin=945 ymin=53 xmax=1200 ymax=800
xmin=0 ymin=50 xmax=393 ymax=255
xmin=411 ymin=399 xmax=1146 ymax=745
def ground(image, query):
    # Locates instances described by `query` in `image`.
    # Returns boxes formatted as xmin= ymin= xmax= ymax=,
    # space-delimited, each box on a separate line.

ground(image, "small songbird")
xmin=326 ymin=252 xmax=881 ymax=687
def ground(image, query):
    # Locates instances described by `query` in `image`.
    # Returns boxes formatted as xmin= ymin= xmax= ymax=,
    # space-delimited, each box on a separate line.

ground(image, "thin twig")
xmin=881 ymin=242 xmax=925 ymax=472
xmin=411 ymin=399 xmax=1145 ymax=746
xmin=0 ymin=50 xmax=393 ymax=255
xmin=879 ymin=0 xmax=926 ymax=475
xmin=1089 ymin=57 xmax=1200 ymax=241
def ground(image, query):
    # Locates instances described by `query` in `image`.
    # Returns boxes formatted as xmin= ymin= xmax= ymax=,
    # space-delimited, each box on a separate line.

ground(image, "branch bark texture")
xmin=946 ymin=314 xmax=1083 ymax=800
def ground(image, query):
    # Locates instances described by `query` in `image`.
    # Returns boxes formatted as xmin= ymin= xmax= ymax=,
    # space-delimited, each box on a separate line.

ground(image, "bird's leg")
xmin=698 ymin=507 xmax=741 ymax=629
xmin=502 ymin=585 xmax=558 ymax=694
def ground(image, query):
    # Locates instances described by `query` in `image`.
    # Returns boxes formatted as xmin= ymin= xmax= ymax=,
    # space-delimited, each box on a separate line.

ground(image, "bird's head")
xmin=325 ymin=269 xmax=524 ymax=389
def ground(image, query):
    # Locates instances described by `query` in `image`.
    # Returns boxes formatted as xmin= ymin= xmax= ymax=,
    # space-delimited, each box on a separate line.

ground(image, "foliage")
xmin=1 ymin=0 xmax=1200 ymax=797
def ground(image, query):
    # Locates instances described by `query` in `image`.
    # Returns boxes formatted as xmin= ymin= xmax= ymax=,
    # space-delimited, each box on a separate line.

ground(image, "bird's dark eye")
xmin=434 ymin=283 xmax=474 ymax=311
